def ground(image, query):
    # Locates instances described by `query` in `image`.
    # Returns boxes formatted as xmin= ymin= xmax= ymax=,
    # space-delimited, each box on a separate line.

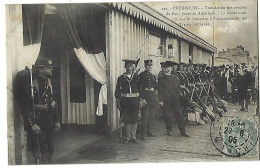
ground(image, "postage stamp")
xmin=210 ymin=116 xmax=259 ymax=157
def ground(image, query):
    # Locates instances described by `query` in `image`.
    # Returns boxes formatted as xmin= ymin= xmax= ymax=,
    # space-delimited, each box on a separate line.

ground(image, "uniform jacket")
xmin=115 ymin=73 xmax=140 ymax=100
xmin=192 ymin=70 xmax=201 ymax=82
xmin=176 ymin=71 xmax=189 ymax=86
xmin=158 ymin=73 xmax=180 ymax=102
xmin=15 ymin=69 xmax=60 ymax=130
xmin=138 ymin=70 xmax=157 ymax=99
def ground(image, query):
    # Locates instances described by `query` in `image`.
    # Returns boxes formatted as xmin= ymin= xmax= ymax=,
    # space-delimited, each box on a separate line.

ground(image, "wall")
xmin=194 ymin=47 xmax=203 ymax=64
xmin=202 ymin=50 xmax=213 ymax=66
xmin=192 ymin=45 xmax=198 ymax=63
xmin=180 ymin=40 xmax=189 ymax=63
xmin=6 ymin=4 xmax=27 ymax=164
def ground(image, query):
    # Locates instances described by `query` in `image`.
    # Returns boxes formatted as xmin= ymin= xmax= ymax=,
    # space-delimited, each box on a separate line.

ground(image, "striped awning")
xmin=109 ymin=2 xmax=217 ymax=53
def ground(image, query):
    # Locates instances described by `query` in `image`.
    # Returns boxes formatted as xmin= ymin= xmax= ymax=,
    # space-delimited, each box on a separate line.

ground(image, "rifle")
xmin=29 ymin=66 xmax=42 ymax=164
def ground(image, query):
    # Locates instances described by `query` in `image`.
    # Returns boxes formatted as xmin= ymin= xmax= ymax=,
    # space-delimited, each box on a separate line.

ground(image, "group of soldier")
xmin=115 ymin=58 xmax=259 ymax=144
xmin=16 ymin=56 xmax=258 ymax=163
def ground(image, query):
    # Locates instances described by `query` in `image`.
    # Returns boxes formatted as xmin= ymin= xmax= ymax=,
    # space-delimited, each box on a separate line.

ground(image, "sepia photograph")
xmin=4 ymin=0 xmax=259 ymax=165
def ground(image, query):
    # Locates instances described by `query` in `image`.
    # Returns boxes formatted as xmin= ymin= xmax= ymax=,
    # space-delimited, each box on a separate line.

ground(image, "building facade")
xmin=217 ymin=45 xmax=252 ymax=66
xmin=6 ymin=3 xmax=217 ymax=164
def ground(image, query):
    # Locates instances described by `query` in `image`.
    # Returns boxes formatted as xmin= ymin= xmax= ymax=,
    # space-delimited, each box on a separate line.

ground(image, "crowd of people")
xmin=115 ymin=58 xmax=259 ymax=144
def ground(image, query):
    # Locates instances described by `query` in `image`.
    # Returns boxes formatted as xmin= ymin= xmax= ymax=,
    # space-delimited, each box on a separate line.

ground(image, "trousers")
xmin=162 ymin=97 xmax=186 ymax=134
xmin=141 ymin=91 xmax=156 ymax=138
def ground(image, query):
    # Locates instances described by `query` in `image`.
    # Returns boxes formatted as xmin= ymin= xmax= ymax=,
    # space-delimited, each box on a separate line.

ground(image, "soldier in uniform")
xmin=193 ymin=64 xmax=202 ymax=82
xmin=200 ymin=64 xmax=207 ymax=82
xmin=177 ymin=62 xmax=189 ymax=87
xmin=158 ymin=61 xmax=189 ymax=137
xmin=139 ymin=60 xmax=157 ymax=140
xmin=158 ymin=62 xmax=165 ymax=78
xmin=171 ymin=61 xmax=179 ymax=77
xmin=177 ymin=63 xmax=190 ymax=121
xmin=204 ymin=66 xmax=211 ymax=82
xmin=186 ymin=63 xmax=195 ymax=84
xmin=16 ymin=57 xmax=61 ymax=164
xmin=115 ymin=59 xmax=140 ymax=144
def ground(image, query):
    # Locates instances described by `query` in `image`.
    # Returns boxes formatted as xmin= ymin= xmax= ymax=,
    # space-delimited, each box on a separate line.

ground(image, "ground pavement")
xmin=52 ymin=102 xmax=258 ymax=164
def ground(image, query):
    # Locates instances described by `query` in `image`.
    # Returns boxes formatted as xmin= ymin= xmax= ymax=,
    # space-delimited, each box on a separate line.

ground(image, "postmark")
xmin=210 ymin=116 xmax=258 ymax=157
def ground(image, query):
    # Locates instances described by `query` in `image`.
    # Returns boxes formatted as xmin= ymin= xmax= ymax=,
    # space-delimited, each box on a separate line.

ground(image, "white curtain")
xmin=73 ymin=48 xmax=107 ymax=116
xmin=22 ymin=44 xmax=41 ymax=70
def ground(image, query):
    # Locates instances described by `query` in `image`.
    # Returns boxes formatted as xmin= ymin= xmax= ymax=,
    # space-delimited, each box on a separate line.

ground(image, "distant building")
xmin=216 ymin=45 xmax=253 ymax=66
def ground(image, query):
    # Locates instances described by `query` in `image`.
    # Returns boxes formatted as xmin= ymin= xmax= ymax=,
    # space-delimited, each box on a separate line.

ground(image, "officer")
xmin=158 ymin=61 xmax=189 ymax=137
xmin=139 ymin=60 xmax=157 ymax=140
xmin=16 ymin=57 xmax=61 ymax=164
xmin=115 ymin=59 xmax=140 ymax=144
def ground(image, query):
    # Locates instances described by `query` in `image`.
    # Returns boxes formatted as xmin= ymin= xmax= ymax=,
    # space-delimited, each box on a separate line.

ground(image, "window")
xmin=168 ymin=44 xmax=174 ymax=58
xmin=148 ymin=33 xmax=165 ymax=57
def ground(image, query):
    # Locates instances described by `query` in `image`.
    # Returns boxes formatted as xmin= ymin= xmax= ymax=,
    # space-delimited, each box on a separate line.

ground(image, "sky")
xmin=144 ymin=0 xmax=258 ymax=57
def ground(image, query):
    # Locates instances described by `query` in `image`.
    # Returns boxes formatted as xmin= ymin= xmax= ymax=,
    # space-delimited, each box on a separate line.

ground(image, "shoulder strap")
xmin=33 ymin=78 xmax=40 ymax=102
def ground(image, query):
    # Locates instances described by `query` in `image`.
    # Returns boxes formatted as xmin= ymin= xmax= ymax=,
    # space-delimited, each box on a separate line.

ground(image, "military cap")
xmin=35 ymin=57 xmax=54 ymax=67
xmin=160 ymin=62 xmax=165 ymax=67
xmin=164 ymin=61 xmax=173 ymax=67
xmin=179 ymin=62 xmax=188 ymax=67
xmin=144 ymin=59 xmax=153 ymax=65
xmin=206 ymin=66 xmax=211 ymax=70
xmin=241 ymin=63 xmax=246 ymax=66
xmin=193 ymin=63 xmax=199 ymax=67
xmin=122 ymin=59 xmax=136 ymax=64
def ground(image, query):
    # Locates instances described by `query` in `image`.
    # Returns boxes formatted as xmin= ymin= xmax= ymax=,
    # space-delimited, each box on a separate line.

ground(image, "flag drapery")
xmin=22 ymin=4 xmax=45 ymax=69
xmin=58 ymin=4 xmax=107 ymax=124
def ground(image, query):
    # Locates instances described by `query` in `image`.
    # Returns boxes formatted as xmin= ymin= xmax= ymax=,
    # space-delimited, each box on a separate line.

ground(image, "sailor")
xmin=115 ymin=59 xmax=141 ymax=144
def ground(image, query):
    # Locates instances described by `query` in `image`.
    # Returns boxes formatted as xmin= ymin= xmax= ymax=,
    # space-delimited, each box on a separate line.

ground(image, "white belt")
xmin=121 ymin=93 xmax=140 ymax=98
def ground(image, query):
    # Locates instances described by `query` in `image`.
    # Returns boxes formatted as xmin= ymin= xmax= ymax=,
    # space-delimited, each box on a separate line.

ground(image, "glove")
xmin=247 ymin=88 xmax=252 ymax=92
xmin=142 ymin=99 xmax=147 ymax=106
xmin=159 ymin=101 xmax=164 ymax=107
xmin=54 ymin=122 xmax=60 ymax=132
xmin=32 ymin=124 xmax=41 ymax=134
xmin=116 ymin=100 xmax=121 ymax=111
xmin=235 ymin=89 xmax=238 ymax=92
xmin=51 ymin=101 xmax=56 ymax=109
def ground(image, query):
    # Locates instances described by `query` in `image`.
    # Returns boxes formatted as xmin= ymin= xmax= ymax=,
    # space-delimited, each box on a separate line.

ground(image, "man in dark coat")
xmin=235 ymin=68 xmax=253 ymax=112
xmin=115 ymin=59 xmax=140 ymax=144
xmin=158 ymin=61 xmax=189 ymax=137
xmin=139 ymin=60 xmax=157 ymax=140
xmin=16 ymin=57 xmax=60 ymax=164
xmin=192 ymin=64 xmax=201 ymax=82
